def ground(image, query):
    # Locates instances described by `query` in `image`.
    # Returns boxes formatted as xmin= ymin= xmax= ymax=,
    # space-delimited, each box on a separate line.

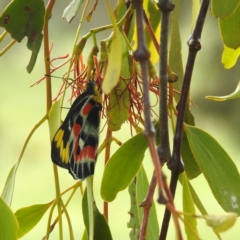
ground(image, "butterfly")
xmin=51 ymin=80 xmax=102 ymax=180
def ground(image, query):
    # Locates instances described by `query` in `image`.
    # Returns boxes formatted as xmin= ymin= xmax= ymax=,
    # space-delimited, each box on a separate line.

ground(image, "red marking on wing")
xmin=74 ymin=146 xmax=96 ymax=163
xmin=81 ymin=103 xmax=93 ymax=116
xmin=72 ymin=123 xmax=81 ymax=137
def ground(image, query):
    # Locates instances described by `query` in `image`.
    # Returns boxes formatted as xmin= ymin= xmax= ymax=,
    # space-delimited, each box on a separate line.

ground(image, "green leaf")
xmin=1 ymin=162 xmax=19 ymax=206
xmin=170 ymin=0 xmax=184 ymax=102
xmin=0 ymin=0 xmax=45 ymax=72
xmin=102 ymin=3 xmax=122 ymax=94
xmin=181 ymin=131 xmax=201 ymax=179
xmin=101 ymin=133 xmax=148 ymax=202
xmin=107 ymin=33 xmax=130 ymax=131
xmin=204 ymin=213 xmax=238 ymax=233
xmin=15 ymin=202 xmax=53 ymax=238
xmin=181 ymin=173 xmax=199 ymax=239
xmin=0 ymin=197 xmax=18 ymax=240
xmin=184 ymin=124 xmax=240 ymax=215
xmin=144 ymin=0 xmax=160 ymax=65
xmin=136 ymin=166 xmax=159 ymax=240
xmin=127 ymin=178 xmax=140 ymax=240
xmin=221 ymin=45 xmax=240 ymax=69
xmin=180 ymin=178 xmax=222 ymax=239
xmin=219 ymin=5 xmax=240 ymax=49
xmin=206 ymin=81 xmax=240 ymax=101
xmin=82 ymin=189 xmax=112 ymax=240
xmin=211 ymin=0 xmax=240 ymax=18
xmin=48 ymin=98 xmax=61 ymax=140
xmin=62 ymin=0 xmax=84 ymax=22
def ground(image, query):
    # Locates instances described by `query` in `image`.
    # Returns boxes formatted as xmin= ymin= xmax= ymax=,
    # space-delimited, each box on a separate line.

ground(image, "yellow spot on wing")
xmin=55 ymin=129 xmax=64 ymax=148
xmin=64 ymin=144 xmax=69 ymax=164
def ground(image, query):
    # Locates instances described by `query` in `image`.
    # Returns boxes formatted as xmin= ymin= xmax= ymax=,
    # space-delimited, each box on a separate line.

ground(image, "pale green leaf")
xmin=222 ymin=45 xmax=240 ymax=69
xmin=136 ymin=166 xmax=159 ymax=240
xmin=170 ymin=0 xmax=184 ymax=101
xmin=102 ymin=2 xmax=122 ymax=94
xmin=184 ymin=124 xmax=240 ymax=215
xmin=204 ymin=213 xmax=238 ymax=233
xmin=62 ymin=0 xmax=84 ymax=22
xmin=15 ymin=202 xmax=53 ymax=238
xmin=101 ymin=133 xmax=147 ymax=202
xmin=179 ymin=178 xmax=222 ymax=240
xmin=1 ymin=162 xmax=19 ymax=206
xmin=127 ymin=178 xmax=140 ymax=240
xmin=0 ymin=197 xmax=18 ymax=240
xmin=206 ymin=81 xmax=240 ymax=101
xmin=181 ymin=173 xmax=199 ymax=239
xmin=191 ymin=0 xmax=200 ymax=29
xmin=48 ymin=98 xmax=61 ymax=140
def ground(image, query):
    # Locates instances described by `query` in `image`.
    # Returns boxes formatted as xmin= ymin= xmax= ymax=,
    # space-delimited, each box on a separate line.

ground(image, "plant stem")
xmin=157 ymin=0 xmax=174 ymax=164
xmin=160 ymin=1 xmax=210 ymax=239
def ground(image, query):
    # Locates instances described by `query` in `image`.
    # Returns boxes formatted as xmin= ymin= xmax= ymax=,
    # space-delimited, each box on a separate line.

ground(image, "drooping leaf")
xmin=1 ymin=162 xmax=19 ymax=206
xmin=48 ymin=98 xmax=61 ymax=140
xmin=0 ymin=0 xmax=45 ymax=72
xmin=219 ymin=5 xmax=240 ymax=49
xmin=127 ymin=178 xmax=140 ymax=240
xmin=204 ymin=213 xmax=238 ymax=233
xmin=82 ymin=189 xmax=112 ymax=240
xmin=107 ymin=33 xmax=130 ymax=131
xmin=136 ymin=166 xmax=159 ymax=240
xmin=211 ymin=0 xmax=240 ymax=18
xmin=102 ymin=3 xmax=122 ymax=94
xmin=144 ymin=0 xmax=160 ymax=65
xmin=221 ymin=45 xmax=240 ymax=69
xmin=101 ymin=133 xmax=147 ymax=202
xmin=170 ymin=0 xmax=184 ymax=101
xmin=62 ymin=0 xmax=84 ymax=23
xmin=15 ymin=202 xmax=53 ymax=238
xmin=191 ymin=0 xmax=200 ymax=29
xmin=184 ymin=124 xmax=240 ymax=215
xmin=179 ymin=177 xmax=222 ymax=239
xmin=181 ymin=173 xmax=199 ymax=239
xmin=206 ymin=81 xmax=240 ymax=101
xmin=0 ymin=197 xmax=18 ymax=240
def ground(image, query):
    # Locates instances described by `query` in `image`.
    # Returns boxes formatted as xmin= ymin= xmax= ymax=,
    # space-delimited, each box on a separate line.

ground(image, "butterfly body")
xmin=51 ymin=81 xmax=102 ymax=180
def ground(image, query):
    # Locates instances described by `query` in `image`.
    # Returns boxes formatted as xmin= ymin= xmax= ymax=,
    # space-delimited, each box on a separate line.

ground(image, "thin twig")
xmin=157 ymin=0 xmax=174 ymax=165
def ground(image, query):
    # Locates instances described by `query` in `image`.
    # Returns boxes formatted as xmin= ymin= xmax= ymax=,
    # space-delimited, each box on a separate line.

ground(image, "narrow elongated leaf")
xmin=136 ymin=166 xmax=159 ymax=240
xmin=48 ymin=98 xmax=61 ymax=140
xmin=0 ymin=197 xmax=18 ymax=240
xmin=102 ymin=2 xmax=122 ymax=94
xmin=82 ymin=189 xmax=112 ymax=240
xmin=184 ymin=124 xmax=240 ymax=214
xmin=181 ymin=173 xmax=199 ymax=239
xmin=15 ymin=202 xmax=53 ymax=238
xmin=127 ymin=178 xmax=140 ymax=240
xmin=206 ymin=81 xmax=240 ymax=101
xmin=170 ymin=0 xmax=184 ymax=101
xmin=101 ymin=133 xmax=147 ymax=202
xmin=1 ymin=162 xmax=19 ymax=206
xmin=179 ymin=177 xmax=221 ymax=239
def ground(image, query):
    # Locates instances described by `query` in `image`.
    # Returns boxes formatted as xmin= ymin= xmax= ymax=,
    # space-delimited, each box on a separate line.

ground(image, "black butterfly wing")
xmin=51 ymin=81 xmax=101 ymax=180
xmin=68 ymin=99 xmax=101 ymax=179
